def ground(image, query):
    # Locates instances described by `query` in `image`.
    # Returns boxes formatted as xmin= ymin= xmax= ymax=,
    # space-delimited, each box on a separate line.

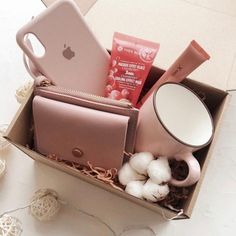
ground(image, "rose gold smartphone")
xmin=16 ymin=0 xmax=110 ymax=96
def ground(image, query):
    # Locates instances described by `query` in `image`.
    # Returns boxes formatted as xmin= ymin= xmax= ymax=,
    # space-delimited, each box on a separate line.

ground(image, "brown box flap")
xmin=41 ymin=0 xmax=97 ymax=15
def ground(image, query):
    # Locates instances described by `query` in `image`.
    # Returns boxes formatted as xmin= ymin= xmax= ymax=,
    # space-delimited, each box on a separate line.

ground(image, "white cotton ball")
xmin=118 ymin=163 xmax=146 ymax=186
xmin=143 ymin=179 xmax=169 ymax=202
xmin=129 ymin=152 xmax=154 ymax=175
xmin=125 ymin=181 xmax=145 ymax=199
xmin=147 ymin=158 xmax=171 ymax=184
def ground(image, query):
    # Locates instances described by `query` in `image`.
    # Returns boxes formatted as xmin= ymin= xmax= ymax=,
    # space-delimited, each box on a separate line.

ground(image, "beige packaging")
xmin=4 ymin=0 xmax=232 ymax=219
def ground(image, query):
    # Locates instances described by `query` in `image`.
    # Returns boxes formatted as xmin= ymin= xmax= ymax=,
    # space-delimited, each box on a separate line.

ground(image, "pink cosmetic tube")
xmin=138 ymin=40 xmax=210 ymax=107
xmin=105 ymin=32 xmax=160 ymax=106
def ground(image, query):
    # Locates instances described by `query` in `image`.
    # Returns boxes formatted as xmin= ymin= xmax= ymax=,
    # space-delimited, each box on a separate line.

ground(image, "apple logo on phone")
xmin=63 ymin=44 xmax=75 ymax=60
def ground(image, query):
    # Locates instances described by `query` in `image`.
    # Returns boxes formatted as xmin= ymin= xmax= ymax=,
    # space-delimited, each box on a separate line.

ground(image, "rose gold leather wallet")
xmin=33 ymin=77 xmax=139 ymax=170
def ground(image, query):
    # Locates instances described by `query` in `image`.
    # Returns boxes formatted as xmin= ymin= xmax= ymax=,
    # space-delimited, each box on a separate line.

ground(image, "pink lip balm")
xmin=138 ymin=40 xmax=210 ymax=108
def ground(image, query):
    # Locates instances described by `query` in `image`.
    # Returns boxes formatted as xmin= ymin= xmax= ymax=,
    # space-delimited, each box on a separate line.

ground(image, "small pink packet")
xmin=105 ymin=32 xmax=160 ymax=106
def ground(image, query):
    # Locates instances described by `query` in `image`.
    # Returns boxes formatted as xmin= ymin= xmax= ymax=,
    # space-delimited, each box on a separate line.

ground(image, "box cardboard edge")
xmin=184 ymin=92 xmax=231 ymax=217
xmin=5 ymin=75 xmax=229 ymax=220
xmin=41 ymin=0 xmax=98 ymax=16
xmin=5 ymin=76 xmax=228 ymax=220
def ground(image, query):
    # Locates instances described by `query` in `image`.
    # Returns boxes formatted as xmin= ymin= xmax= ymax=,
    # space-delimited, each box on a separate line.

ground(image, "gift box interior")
xmin=4 ymin=64 xmax=229 ymax=219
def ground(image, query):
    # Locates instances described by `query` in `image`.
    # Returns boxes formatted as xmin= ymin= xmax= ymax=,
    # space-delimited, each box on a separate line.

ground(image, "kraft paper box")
xmin=4 ymin=0 xmax=232 ymax=220
xmin=4 ymin=67 xmax=229 ymax=220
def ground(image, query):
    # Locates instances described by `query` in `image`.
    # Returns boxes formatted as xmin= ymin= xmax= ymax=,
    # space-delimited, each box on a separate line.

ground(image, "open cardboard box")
xmin=4 ymin=67 xmax=229 ymax=220
xmin=4 ymin=0 xmax=232 ymax=220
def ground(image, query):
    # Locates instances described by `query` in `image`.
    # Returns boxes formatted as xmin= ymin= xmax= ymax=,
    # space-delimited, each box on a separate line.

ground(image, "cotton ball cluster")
xmin=118 ymin=153 xmax=171 ymax=202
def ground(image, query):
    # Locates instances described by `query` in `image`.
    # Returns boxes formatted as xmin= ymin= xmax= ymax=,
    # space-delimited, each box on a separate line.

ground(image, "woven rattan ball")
xmin=0 ymin=214 xmax=23 ymax=236
xmin=15 ymin=80 xmax=33 ymax=104
xmin=0 ymin=124 xmax=10 ymax=151
xmin=0 ymin=159 xmax=6 ymax=178
xmin=29 ymin=189 xmax=61 ymax=221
